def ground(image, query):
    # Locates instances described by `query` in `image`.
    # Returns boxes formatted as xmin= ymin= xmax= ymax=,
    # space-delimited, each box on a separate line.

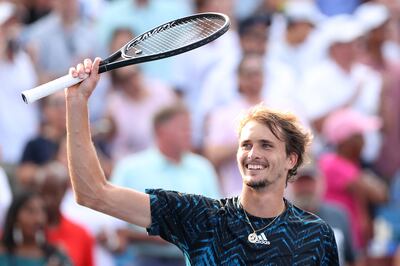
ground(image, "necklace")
xmin=239 ymin=198 xmax=284 ymax=244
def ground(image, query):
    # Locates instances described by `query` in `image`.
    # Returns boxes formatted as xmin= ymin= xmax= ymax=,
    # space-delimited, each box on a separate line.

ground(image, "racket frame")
xmin=98 ymin=12 xmax=230 ymax=73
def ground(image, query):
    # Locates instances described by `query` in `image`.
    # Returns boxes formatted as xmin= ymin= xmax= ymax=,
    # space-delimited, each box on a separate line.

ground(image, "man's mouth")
xmin=245 ymin=163 xmax=267 ymax=170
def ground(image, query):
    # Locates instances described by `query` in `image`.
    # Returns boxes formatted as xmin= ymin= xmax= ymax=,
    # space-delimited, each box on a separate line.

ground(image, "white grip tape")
xmin=21 ymin=73 xmax=88 ymax=104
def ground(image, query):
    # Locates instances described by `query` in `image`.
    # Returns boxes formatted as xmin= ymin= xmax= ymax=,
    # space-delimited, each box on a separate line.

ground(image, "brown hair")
xmin=153 ymin=103 xmax=189 ymax=131
xmin=237 ymin=104 xmax=313 ymax=183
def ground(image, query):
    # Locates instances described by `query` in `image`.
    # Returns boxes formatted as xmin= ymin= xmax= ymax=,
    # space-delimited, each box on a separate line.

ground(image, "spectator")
xmin=0 ymin=190 xmax=71 ymax=265
xmin=290 ymin=163 xmax=356 ymax=266
xmin=19 ymin=0 xmax=54 ymax=25
xmin=268 ymin=0 xmax=325 ymax=80
xmin=35 ymin=162 xmax=95 ymax=266
xmin=110 ymin=104 xmax=221 ymax=265
xmin=96 ymin=0 xmax=191 ymax=83
xmin=300 ymin=14 xmax=383 ymax=163
xmin=195 ymin=12 xmax=263 ymax=119
xmin=24 ymin=0 xmax=98 ymax=82
xmin=103 ymin=27 xmax=177 ymax=161
xmin=354 ymin=2 xmax=400 ymax=181
xmin=16 ymin=90 xmax=66 ymax=189
xmin=0 ymin=1 xmax=39 ymax=167
xmin=199 ymin=13 xmax=297 ymax=151
xmin=55 ymin=137 xmax=119 ymax=266
xmin=170 ymin=0 xmax=239 ymax=151
xmin=368 ymin=172 xmax=400 ymax=261
xmin=319 ymin=108 xmax=388 ymax=254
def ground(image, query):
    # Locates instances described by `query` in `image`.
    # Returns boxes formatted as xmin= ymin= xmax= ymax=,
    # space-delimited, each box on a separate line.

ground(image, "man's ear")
xmin=287 ymin=153 xmax=298 ymax=170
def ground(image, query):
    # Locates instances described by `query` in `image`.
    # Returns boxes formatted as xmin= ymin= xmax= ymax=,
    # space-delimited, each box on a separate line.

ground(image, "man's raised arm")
xmin=65 ymin=58 xmax=151 ymax=228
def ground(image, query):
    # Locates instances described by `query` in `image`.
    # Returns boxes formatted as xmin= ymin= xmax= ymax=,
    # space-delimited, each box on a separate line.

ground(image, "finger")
xmin=69 ymin=67 xmax=78 ymax=78
xmin=91 ymin=57 xmax=102 ymax=78
xmin=84 ymin=58 xmax=92 ymax=73
xmin=76 ymin=63 xmax=85 ymax=78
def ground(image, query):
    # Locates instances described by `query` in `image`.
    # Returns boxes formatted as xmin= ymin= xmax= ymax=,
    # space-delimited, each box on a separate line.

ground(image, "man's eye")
xmin=241 ymin=143 xmax=251 ymax=149
xmin=262 ymin=143 xmax=271 ymax=149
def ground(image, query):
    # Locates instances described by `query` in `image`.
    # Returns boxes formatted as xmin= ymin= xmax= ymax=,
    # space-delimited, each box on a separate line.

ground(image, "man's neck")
xmin=245 ymin=94 xmax=263 ymax=106
xmin=240 ymin=187 xmax=286 ymax=218
xmin=158 ymin=146 xmax=183 ymax=164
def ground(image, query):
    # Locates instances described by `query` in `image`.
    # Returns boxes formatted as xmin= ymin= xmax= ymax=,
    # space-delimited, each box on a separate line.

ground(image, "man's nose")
xmin=247 ymin=147 xmax=260 ymax=159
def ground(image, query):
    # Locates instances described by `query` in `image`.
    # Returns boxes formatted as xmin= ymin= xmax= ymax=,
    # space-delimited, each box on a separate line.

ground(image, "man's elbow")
xmin=73 ymin=187 xmax=105 ymax=210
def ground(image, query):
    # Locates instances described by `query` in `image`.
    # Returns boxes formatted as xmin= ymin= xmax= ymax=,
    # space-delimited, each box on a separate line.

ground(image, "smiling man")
xmin=65 ymin=58 xmax=339 ymax=265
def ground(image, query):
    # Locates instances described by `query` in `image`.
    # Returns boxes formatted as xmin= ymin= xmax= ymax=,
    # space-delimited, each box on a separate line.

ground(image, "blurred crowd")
xmin=1 ymin=0 xmax=400 ymax=265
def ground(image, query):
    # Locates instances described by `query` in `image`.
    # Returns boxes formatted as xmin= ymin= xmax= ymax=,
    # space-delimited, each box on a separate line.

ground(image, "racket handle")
xmin=21 ymin=73 xmax=88 ymax=104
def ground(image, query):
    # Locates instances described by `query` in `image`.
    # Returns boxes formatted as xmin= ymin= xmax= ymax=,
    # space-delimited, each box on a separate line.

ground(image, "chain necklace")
xmin=238 ymin=197 xmax=284 ymax=244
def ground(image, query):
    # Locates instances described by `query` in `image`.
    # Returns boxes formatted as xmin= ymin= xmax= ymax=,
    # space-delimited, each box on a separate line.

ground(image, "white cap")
xmin=284 ymin=0 xmax=325 ymax=25
xmin=319 ymin=14 xmax=365 ymax=46
xmin=0 ymin=2 xmax=17 ymax=25
xmin=354 ymin=2 xmax=389 ymax=32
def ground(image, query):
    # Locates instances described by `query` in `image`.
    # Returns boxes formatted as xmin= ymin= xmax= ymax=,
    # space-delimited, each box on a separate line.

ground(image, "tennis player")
xmin=66 ymin=58 xmax=339 ymax=265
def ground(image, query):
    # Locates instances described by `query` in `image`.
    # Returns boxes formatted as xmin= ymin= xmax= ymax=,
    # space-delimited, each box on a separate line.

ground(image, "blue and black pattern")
xmin=146 ymin=189 xmax=339 ymax=266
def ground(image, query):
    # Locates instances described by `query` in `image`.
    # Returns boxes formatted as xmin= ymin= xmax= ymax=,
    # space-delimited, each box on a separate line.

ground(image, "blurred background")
xmin=0 ymin=0 xmax=400 ymax=265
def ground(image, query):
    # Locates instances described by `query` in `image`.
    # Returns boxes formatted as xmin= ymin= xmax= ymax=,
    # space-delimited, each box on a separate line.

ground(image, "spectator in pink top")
xmin=103 ymin=28 xmax=178 ymax=161
xmin=319 ymin=108 xmax=388 ymax=255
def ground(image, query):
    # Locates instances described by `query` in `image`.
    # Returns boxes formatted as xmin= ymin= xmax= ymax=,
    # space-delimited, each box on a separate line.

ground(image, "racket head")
xmin=99 ymin=12 xmax=230 ymax=73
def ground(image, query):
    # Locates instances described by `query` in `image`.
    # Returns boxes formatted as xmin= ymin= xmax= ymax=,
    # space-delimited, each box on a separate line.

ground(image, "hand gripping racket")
xmin=21 ymin=12 xmax=230 ymax=104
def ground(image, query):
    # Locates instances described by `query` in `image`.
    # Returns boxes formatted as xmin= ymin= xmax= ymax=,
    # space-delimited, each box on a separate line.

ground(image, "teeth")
xmin=247 ymin=164 xmax=265 ymax=170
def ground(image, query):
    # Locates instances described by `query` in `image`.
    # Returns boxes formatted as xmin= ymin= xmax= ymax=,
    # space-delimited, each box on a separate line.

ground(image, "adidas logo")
xmin=254 ymin=233 xmax=271 ymax=245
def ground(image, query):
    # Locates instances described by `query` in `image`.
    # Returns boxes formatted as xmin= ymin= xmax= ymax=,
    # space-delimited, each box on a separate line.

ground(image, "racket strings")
xmin=125 ymin=16 xmax=226 ymax=57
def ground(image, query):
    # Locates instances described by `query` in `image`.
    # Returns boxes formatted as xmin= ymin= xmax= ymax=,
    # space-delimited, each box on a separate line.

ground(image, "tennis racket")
xmin=22 ymin=12 xmax=230 ymax=104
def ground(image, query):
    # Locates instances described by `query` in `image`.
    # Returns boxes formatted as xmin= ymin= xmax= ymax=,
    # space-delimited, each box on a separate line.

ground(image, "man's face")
xmin=291 ymin=175 xmax=319 ymax=211
xmin=160 ymin=112 xmax=192 ymax=153
xmin=330 ymin=41 xmax=357 ymax=63
xmin=237 ymin=120 xmax=295 ymax=190
xmin=241 ymin=23 xmax=268 ymax=55
xmin=238 ymin=56 xmax=264 ymax=97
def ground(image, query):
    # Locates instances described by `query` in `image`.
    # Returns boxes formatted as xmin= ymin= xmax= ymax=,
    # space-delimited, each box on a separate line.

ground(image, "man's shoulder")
xmin=183 ymin=152 xmax=215 ymax=168
xmin=117 ymin=149 xmax=159 ymax=167
xmin=147 ymin=189 xmax=225 ymax=207
xmin=288 ymin=202 xmax=334 ymax=231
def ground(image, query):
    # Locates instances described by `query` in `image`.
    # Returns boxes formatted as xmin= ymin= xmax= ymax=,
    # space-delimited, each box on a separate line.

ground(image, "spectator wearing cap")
xmin=290 ymin=163 xmax=356 ymax=266
xmin=319 ymin=108 xmax=388 ymax=255
xmin=354 ymin=2 xmax=400 ymax=182
xmin=299 ymin=14 xmax=383 ymax=165
xmin=268 ymin=0 xmax=326 ymax=80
